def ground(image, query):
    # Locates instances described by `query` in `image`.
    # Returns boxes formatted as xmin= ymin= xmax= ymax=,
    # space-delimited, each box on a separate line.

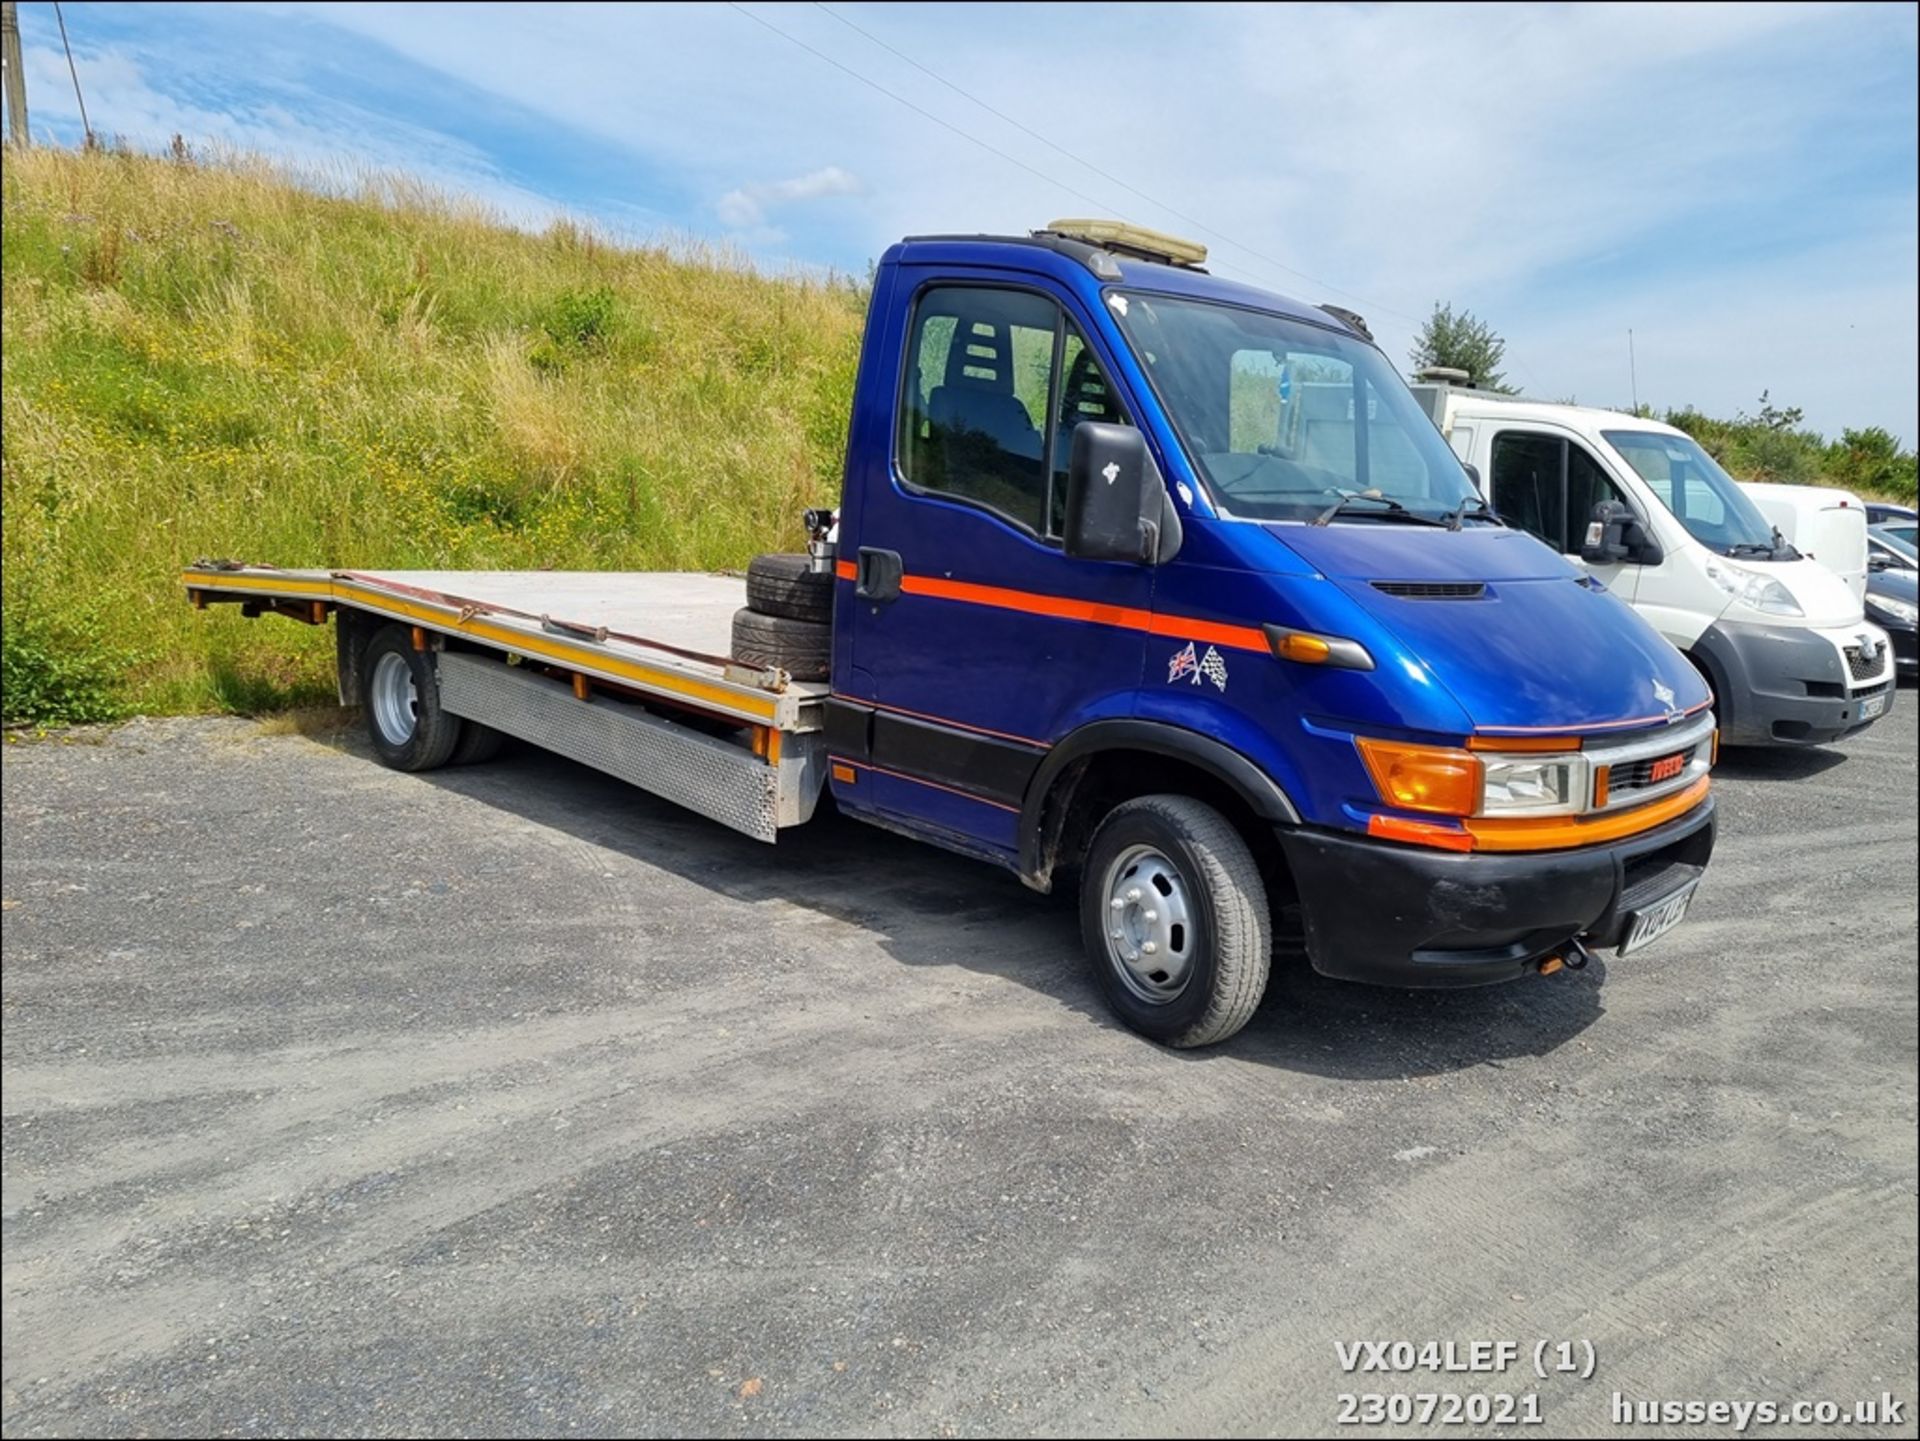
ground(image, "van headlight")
xmin=1705 ymin=559 xmax=1804 ymax=617
xmin=1479 ymin=754 xmax=1587 ymax=816
xmin=1867 ymin=593 xmax=1918 ymax=626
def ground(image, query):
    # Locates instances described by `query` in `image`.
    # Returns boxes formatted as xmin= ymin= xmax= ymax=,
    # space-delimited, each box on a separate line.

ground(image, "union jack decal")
xmin=1168 ymin=642 xmax=1229 ymax=692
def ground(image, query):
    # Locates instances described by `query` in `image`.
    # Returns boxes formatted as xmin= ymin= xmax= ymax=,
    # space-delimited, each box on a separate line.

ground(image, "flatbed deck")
xmin=182 ymin=564 xmax=827 ymax=731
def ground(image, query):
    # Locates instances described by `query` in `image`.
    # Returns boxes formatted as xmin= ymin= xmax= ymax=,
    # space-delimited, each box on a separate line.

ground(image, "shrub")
xmin=1 ymin=604 xmax=140 ymax=727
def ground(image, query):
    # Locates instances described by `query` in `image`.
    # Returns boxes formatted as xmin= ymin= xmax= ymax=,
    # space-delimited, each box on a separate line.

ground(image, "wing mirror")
xmin=1868 ymin=551 xmax=1893 ymax=573
xmin=1581 ymin=500 xmax=1664 ymax=567
xmin=1063 ymin=423 xmax=1182 ymax=564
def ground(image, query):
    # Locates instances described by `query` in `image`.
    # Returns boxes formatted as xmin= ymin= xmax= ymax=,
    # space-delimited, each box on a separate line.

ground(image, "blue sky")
xmin=13 ymin=1 xmax=1918 ymax=441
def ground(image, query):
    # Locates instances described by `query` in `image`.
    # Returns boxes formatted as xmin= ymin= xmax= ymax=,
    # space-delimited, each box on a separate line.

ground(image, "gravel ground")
xmin=3 ymin=697 xmax=1915 ymax=1438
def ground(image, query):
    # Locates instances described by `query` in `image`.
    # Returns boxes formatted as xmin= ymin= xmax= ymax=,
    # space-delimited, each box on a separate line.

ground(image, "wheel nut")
xmin=1143 ymin=909 xmax=1158 ymax=922
xmin=1110 ymin=897 xmax=1125 ymax=912
xmin=1126 ymin=888 xmax=1142 ymax=903
xmin=1142 ymin=941 xmax=1158 ymax=955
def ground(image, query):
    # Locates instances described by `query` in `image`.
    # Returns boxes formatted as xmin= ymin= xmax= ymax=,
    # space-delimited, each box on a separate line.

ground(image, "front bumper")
xmin=1693 ymin=619 xmax=1895 ymax=745
xmin=1277 ymin=796 xmax=1716 ymax=988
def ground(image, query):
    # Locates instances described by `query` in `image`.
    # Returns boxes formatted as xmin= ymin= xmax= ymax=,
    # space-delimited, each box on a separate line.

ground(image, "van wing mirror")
xmin=1581 ymin=500 xmax=1663 ymax=567
xmin=1064 ymin=423 xmax=1179 ymax=564
xmin=1868 ymin=551 xmax=1892 ymax=573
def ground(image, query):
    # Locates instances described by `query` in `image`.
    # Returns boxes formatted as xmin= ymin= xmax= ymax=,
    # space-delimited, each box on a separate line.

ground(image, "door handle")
xmin=855 ymin=547 xmax=903 ymax=603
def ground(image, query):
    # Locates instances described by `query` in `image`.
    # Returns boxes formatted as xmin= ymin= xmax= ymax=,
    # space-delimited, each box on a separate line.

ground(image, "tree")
xmin=1410 ymin=303 xmax=1512 ymax=392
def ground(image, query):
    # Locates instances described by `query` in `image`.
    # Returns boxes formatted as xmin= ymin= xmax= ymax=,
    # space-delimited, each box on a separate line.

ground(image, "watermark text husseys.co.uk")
xmin=1613 ymin=1391 xmax=1906 ymax=1431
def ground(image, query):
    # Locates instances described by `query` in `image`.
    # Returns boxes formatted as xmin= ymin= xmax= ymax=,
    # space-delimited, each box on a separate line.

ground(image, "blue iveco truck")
xmin=184 ymin=219 xmax=1719 ymax=1048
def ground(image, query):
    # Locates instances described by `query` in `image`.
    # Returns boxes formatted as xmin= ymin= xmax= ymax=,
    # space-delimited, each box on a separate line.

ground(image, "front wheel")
xmin=1079 ymin=795 xmax=1271 ymax=1048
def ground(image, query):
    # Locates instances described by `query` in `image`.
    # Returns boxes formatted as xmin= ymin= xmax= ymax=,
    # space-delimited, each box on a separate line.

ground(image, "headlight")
xmin=1868 ymin=594 xmax=1918 ymax=626
xmin=1356 ymin=739 xmax=1587 ymax=818
xmin=1480 ymin=755 xmax=1584 ymax=815
xmin=1705 ymin=559 xmax=1804 ymax=617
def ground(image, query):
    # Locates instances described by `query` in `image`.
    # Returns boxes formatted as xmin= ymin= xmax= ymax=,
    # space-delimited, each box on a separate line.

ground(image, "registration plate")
xmin=1618 ymin=881 xmax=1698 ymax=956
xmin=1860 ymin=692 xmax=1889 ymax=721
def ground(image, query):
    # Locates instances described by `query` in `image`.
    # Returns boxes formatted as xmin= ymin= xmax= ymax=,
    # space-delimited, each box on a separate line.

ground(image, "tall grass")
xmin=1 ymin=147 xmax=865 ymax=721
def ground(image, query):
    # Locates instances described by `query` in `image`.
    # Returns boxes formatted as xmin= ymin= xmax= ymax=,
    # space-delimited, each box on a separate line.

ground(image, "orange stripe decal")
xmin=893 ymin=572 xmax=1269 ymax=653
xmin=1466 ymin=776 xmax=1710 ymax=852
xmin=1367 ymin=814 xmax=1475 ymax=852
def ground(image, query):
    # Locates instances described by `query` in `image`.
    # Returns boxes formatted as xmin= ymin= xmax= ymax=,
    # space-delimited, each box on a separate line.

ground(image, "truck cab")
xmin=1417 ymin=384 xmax=1896 ymax=747
xmin=822 ymin=225 xmax=1719 ymax=1042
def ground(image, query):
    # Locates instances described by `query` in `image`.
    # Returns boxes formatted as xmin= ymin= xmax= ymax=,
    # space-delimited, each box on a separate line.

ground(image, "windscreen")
xmin=1603 ymin=430 xmax=1781 ymax=555
xmin=1111 ymin=293 xmax=1475 ymax=522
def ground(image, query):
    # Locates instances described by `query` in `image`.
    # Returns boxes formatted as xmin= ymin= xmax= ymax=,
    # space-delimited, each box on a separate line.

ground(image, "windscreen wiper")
xmin=1725 ymin=542 xmax=1778 ymax=557
xmin=1443 ymin=495 xmax=1505 ymax=531
xmin=1311 ymin=493 xmax=1448 ymax=528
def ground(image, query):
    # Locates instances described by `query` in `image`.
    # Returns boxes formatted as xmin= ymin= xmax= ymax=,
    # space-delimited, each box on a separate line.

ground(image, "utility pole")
xmin=2 ymin=0 xmax=27 ymax=148
xmin=1628 ymin=328 xmax=1639 ymax=415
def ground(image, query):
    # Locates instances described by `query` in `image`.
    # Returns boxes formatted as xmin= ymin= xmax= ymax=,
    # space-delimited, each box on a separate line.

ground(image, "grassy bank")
xmin=2 ymin=147 xmax=864 ymax=723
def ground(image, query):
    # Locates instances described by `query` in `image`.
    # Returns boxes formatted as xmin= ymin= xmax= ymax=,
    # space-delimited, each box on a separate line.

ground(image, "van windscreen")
xmin=1604 ymin=431 xmax=1782 ymax=557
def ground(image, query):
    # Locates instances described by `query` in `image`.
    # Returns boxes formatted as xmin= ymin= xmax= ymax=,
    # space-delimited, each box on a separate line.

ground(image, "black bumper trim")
xmin=1276 ymin=796 xmax=1717 ymax=987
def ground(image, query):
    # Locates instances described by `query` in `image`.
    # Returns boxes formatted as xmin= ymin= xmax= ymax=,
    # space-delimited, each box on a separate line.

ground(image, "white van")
xmin=1739 ymin=483 xmax=1869 ymax=603
xmin=1411 ymin=378 xmax=1895 ymax=746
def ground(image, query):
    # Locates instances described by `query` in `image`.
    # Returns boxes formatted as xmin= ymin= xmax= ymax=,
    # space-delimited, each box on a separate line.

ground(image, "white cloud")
xmin=715 ymin=165 xmax=862 ymax=231
xmin=26 ymin=1 xmax=1915 ymax=439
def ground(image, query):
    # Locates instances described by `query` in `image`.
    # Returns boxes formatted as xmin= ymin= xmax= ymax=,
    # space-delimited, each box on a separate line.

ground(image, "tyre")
xmin=359 ymin=624 xmax=464 ymax=772
xmin=746 ymin=552 xmax=835 ymax=624
xmin=450 ymin=720 xmax=508 ymax=766
xmin=1079 ymin=794 xmax=1271 ymax=1048
xmin=731 ymin=607 xmax=831 ymax=681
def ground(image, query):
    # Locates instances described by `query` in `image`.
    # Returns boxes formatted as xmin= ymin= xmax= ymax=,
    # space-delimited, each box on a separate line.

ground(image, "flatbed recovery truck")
xmin=184 ymin=220 xmax=1720 ymax=1048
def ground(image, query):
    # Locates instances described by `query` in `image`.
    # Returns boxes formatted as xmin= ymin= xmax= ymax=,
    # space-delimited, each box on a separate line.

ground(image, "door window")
xmin=1490 ymin=432 xmax=1567 ymax=551
xmin=899 ymin=286 xmax=1126 ymax=538
xmin=1491 ymin=431 xmax=1634 ymax=553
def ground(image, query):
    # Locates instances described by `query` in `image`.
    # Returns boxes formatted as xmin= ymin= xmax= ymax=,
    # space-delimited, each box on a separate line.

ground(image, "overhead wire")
xmin=53 ymin=1 xmax=90 ymax=145
xmin=808 ymin=0 xmax=1421 ymax=324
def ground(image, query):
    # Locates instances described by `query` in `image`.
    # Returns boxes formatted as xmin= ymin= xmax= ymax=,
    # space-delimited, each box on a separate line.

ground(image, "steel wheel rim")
xmin=370 ymin=651 xmax=419 ymax=745
xmin=1100 ymin=844 xmax=1198 ymax=1004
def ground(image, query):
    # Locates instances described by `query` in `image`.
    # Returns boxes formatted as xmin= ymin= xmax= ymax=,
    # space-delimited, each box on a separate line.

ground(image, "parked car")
xmin=1867 ymin=528 xmax=1919 ymax=677
xmin=1870 ymin=524 xmax=1917 ymax=572
xmin=1863 ymin=501 xmax=1917 ymax=530
xmin=181 ymin=219 xmax=1725 ymax=1049
xmin=1410 ymin=379 xmax=1894 ymax=746
xmin=1869 ymin=514 xmax=1917 ymax=553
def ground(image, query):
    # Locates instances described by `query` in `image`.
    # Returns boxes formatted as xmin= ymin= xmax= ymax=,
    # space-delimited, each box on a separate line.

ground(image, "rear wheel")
xmin=1079 ymin=794 xmax=1271 ymax=1047
xmin=450 ymin=721 xmax=508 ymax=766
xmin=731 ymin=607 xmax=831 ymax=681
xmin=359 ymin=625 xmax=464 ymax=772
xmin=746 ymin=552 xmax=835 ymax=624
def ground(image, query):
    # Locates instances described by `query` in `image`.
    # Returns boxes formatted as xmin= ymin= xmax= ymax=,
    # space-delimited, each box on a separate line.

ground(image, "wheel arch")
xmin=1018 ymin=719 xmax=1300 ymax=893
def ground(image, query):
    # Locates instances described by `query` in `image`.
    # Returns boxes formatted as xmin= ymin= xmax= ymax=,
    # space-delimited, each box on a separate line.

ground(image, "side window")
xmin=1490 ymin=432 xmax=1567 ymax=552
xmin=1566 ymin=445 xmax=1632 ymax=548
xmin=899 ymin=286 xmax=1057 ymax=534
xmin=1049 ymin=321 xmax=1128 ymax=535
